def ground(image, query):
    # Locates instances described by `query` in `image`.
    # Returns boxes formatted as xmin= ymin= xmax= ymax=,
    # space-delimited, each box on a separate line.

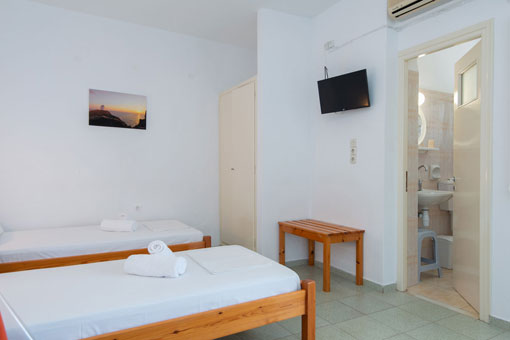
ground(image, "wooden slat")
xmin=296 ymin=220 xmax=349 ymax=233
xmin=280 ymin=221 xmax=333 ymax=235
xmin=305 ymin=219 xmax=364 ymax=233
xmin=83 ymin=282 xmax=313 ymax=340
xmin=279 ymin=225 xmax=327 ymax=242
xmin=289 ymin=221 xmax=341 ymax=235
xmin=0 ymin=236 xmax=212 ymax=273
xmin=300 ymin=220 xmax=360 ymax=234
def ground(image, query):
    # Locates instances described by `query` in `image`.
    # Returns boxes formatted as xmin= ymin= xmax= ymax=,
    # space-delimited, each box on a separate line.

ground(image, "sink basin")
xmin=418 ymin=189 xmax=453 ymax=209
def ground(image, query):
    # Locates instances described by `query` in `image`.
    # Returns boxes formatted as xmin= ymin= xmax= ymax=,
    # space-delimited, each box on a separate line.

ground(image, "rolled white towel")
xmin=124 ymin=254 xmax=187 ymax=278
xmin=148 ymin=240 xmax=173 ymax=256
xmin=100 ymin=219 xmax=138 ymax=232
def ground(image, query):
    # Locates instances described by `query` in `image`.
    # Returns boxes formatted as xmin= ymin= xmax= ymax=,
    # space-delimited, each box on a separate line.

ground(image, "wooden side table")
xmin=278 ymin=219 xmax=365 ymax=292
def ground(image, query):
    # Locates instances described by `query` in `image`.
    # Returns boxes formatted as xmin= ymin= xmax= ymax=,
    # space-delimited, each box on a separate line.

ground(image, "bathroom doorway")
xmin=396 ymin=21 xmax=494 ymax=322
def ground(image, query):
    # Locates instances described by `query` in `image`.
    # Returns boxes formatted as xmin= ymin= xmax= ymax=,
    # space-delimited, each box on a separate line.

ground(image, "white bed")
xmin=0 ymin=220 xmax=203 ymax=263
xmin=0 ymin=245 xmax=301 ymax=340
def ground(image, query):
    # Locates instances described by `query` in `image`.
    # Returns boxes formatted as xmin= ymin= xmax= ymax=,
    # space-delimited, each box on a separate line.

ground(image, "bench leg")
xmin=356 ymin=235 xmax=364 ymax=286
xmin=279 ymin=228 xmax=285 ymax=265
xmin=308 ymin=240 xmax=315 ymax=266
xmin=323 ymin=241 xmax=331 ymax=292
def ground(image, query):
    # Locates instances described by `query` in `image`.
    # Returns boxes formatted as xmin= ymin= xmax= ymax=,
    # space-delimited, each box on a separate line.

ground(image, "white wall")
xmin=0 ymin=0 xmax=256 ymax=245
xmin=418 ymin=39 xmax=478 ymax=93
xmin=308 ymin=0 xmax=397 ymax=286
xmin=256 ymin=9 xmax=315 ymax=261
xmin=398 ymin=0 xmax=510 ymax=323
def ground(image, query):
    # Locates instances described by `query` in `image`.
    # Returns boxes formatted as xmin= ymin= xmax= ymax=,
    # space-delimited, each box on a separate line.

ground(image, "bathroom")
xmin=406 ymin=38 xmax=481 ymax=319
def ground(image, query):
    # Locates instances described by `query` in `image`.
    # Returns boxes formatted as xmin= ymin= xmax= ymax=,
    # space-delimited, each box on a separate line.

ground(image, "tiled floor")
xmin=219 ymin=264 xmax=509 ymax=340
xmin=407 ymin=269 xmax=478 ymax=318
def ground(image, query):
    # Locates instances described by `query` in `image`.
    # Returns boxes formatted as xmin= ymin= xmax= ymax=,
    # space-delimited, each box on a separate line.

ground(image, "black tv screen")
xmin=318 ymin=69 xmax=370 ymax=114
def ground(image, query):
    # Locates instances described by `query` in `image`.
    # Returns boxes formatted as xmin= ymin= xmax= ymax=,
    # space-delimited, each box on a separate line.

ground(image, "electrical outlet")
xmin=350 ymin=138 xmax=357 ymax=164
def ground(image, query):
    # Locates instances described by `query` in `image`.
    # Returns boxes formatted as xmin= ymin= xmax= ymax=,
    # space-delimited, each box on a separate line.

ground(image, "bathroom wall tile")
xmin=416 ymin=88 xmax=454 ymax=260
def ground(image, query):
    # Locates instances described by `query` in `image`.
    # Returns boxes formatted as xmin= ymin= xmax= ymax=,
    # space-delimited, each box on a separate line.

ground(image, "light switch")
xmin=350 ymin=138 xmax=357 ymax=164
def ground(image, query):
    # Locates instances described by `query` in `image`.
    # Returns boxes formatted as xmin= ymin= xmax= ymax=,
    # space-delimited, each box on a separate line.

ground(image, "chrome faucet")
xmin=418 ymin=165 xmax=428 ymax=191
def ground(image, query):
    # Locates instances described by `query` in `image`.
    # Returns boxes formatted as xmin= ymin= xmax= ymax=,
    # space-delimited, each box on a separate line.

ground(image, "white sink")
xmin=418 ymin=189 xmax=453 ymax=209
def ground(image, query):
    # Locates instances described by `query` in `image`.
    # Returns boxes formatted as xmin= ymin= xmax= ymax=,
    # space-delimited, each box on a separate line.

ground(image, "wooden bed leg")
xmin=301 ymin=280 xmax=316 ymax=340
xmin=203 ymin=235 xmax=212 ymax=248
xmin=279 ymin=226 xmax=286 ymax=265
xmin=356 ymin=234 xmax=364 ymax=286
xmin=308 ymin=240 xmax=315 ymax=266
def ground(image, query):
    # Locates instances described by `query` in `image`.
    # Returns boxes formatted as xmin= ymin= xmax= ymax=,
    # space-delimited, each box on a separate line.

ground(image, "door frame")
xmin=396 ymin=20 xmax=494 ymax=322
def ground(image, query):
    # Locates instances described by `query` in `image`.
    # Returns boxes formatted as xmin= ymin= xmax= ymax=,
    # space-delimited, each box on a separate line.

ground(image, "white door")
xmin=453 ymin=42 xmax=481 ymax=312
xmin=219 ymin=79 xmax=256 ymax=250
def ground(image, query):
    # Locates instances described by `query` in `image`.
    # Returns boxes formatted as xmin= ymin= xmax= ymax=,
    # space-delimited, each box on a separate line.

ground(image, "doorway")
xmin=396 ymin=21 xmax=494 ymax=322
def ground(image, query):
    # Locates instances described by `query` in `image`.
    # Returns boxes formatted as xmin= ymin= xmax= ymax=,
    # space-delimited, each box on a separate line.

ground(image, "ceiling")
xmin=29 ymin=0 xmax=342 ymax=49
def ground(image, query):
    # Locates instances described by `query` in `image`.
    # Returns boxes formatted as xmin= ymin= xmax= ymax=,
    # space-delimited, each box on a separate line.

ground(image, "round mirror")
xmin=418 ymin=109 xmax=427 ymax=145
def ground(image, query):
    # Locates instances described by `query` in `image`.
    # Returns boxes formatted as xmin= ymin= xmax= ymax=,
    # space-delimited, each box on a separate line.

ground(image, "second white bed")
xmin=0 ymin=245 xmax=301 ymax=340
xmin=0 ymin=220 xmax=203 ymax=263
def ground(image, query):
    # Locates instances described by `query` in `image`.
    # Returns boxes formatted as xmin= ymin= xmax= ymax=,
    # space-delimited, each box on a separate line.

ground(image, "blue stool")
xmin=418 ymin=228 xmax=442 ymax=281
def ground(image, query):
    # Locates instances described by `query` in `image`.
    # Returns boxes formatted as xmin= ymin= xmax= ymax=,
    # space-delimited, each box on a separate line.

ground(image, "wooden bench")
xmin=278 ymin=219 xmax=364 ymax=292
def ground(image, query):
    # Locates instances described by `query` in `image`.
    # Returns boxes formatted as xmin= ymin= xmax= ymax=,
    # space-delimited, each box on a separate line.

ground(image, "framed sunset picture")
xmin=89 ymin=89 xmax=147 ymax=130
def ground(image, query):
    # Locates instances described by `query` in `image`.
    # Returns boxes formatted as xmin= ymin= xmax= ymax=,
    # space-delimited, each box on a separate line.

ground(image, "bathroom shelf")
xmin=418 ymin=146 xmax=439 ymax=152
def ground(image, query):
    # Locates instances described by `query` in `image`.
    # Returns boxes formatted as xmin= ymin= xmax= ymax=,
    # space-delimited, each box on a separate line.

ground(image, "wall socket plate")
xmin=350 ymin=138 xmax=357 ymax=164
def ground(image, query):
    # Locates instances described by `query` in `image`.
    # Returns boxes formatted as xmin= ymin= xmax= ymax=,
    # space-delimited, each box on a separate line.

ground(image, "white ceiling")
xmin=29 ymin=0 xmax=342 ymax=49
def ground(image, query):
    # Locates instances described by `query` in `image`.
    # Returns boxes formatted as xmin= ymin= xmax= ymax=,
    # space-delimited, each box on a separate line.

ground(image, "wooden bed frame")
xmin=83 ymin=279 xmax=316 ymax=340
xmin=0 ymin=235 xmax=211 ymax=273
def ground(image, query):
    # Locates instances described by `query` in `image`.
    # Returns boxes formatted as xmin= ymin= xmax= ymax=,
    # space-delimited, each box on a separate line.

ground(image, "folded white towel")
xmin=148 ymin=240 xmax=173 ymax=256
xmin=124 ymin=254 xmax=187 ymax=278
xmin=100 ymin=219 xmax=138 ymax=232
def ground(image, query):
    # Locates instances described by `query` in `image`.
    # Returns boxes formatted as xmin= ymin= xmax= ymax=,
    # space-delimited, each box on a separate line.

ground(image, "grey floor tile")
xmin=278 ymin=315 xmax=329 ymax=334
xmin=316 ymin=283 xmax=360 ymax=303
xmin=331 ymin=277 xmax=375 ymax=294
xmin=491 ymin=332 xmax=510 ymax=340
xmin=407 ymin=323 xmax=471 ymax=340
xmin=339 ymin=294 xmax=394 ymax=314
xmin=217 ymin=334 xmax=243 ymax=340
xmin=316 ymin=325 xmax=356 ymax=340
xmin=369 ymin=307 xmax=429 ymax=332
xmin=398 ymin=300 xmax=457 ymax=322
xmin=237 ymin=323 xmax=291 ymax=340
xmin=274 ymin=336 xmax=299 ymax=340
xmin=317 ymin=301 xmax=364 ymax=324
xmin=437 ymin=314 xmax=505 ymax=340
xmin=367 ymin=290 xmax=419 ymax=306
xmin=335 ymin=315 xmax=399 ymax=340
xmin=384 ymin=334 xmax=416 ymax=340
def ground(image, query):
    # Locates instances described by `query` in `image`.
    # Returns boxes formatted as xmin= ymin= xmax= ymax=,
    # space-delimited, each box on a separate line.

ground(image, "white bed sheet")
xmin=0 ymin=220 xmax=203 ymax=263
xmin=0 ymin=245 xmax=301 ymax=340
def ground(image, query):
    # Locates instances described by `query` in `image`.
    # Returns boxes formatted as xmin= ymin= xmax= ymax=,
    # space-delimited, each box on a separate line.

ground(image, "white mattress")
xmin=0 ymin=220 xmax=203 ymax=263
xmin=0 ymin=245 xmax=301 ymax=340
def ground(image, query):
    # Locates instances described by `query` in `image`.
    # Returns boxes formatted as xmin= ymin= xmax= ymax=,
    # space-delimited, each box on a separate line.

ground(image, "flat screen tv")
xmin=317 ymin=69 xmax=370 ymax=114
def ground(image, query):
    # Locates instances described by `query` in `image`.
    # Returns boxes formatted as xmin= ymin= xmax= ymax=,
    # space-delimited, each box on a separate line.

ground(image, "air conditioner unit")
xmin=388 ymin=0 xmax=451 ymax=20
